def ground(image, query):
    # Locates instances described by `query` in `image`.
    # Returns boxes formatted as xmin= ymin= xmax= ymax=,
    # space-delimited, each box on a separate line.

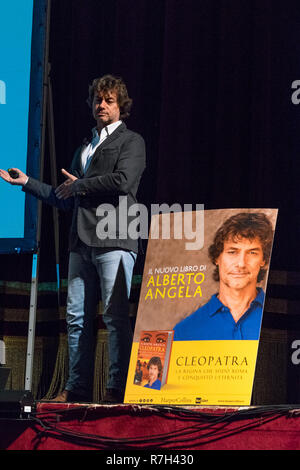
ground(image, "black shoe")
xmin=101 ymin=388 xmax=124 ymax=404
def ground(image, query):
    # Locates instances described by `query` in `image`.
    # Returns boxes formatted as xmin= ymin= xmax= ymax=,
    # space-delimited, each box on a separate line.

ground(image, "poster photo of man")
xmin=173 ymin=212 xmax=274 ymax=341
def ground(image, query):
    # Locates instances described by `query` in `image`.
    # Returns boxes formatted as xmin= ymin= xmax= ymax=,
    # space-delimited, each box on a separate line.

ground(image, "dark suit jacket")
xmin=23 ymin=122 xmax=146 ymax=253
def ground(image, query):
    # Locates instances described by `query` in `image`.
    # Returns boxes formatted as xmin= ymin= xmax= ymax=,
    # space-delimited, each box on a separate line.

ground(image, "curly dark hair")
xmin=87 ymin=74 xmax=132 ymax=119
xmin=208 ymin=212 xmax=274 ymax=283
xmin=147 ymin=357 xmax=163 ymax=377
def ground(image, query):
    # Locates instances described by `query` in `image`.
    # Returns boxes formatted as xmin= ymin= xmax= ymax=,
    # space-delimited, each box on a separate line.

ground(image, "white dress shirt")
xmin=81 ymin=120 xmax=122 ymax=173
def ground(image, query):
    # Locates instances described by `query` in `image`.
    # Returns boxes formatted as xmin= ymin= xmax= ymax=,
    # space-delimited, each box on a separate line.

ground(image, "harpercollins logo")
xmin=0 ymin=80 xmax=6 ymax=104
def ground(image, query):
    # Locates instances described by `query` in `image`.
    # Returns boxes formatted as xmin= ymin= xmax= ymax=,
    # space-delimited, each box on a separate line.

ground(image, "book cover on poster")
xmin=124 ymin=208 xmax=278 ymax=406
xmin=134 ymin=330 xmax=174 ymax=390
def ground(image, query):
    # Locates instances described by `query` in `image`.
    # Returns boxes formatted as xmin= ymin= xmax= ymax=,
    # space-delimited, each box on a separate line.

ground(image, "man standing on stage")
xmin=0 ymin=74 xmax=146 ymax=403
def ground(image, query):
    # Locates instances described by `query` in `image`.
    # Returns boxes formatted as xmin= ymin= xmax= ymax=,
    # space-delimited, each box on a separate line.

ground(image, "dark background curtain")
xmin=2 ymin=0 xmax=300 ymax=281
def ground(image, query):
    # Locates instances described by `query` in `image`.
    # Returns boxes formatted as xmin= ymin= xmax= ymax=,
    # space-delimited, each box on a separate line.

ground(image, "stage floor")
xmin=1 ymin=401 xmax=300 ymax=451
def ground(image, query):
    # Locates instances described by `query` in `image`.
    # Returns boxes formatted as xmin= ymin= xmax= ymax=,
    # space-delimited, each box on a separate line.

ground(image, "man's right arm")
xmin=0 ymin=167 xmax=74 ymax=211
xmin=22 ymin=176 xmax=75 ymax=212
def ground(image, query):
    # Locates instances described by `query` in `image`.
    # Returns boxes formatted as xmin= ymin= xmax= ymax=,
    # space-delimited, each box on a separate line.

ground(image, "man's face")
xmin=148 ymin=364 xmax=159 ymax=382
xmin=216 ymin=236 xmax=266 ymax=291
xmin=92 ymin=90 xmax=120 ymax=127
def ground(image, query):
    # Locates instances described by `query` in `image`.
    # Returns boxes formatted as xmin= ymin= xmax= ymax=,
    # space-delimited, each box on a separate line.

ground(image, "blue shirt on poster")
xmin=173 ymin=288 xmax=265 ymax=341
xmin=144 ymin=379 xmax=162 ymax=390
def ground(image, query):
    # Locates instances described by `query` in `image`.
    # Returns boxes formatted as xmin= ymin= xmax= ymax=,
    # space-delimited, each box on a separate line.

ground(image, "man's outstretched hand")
xmin=0 ymin=168 xmax=28 ymax=186
xmin=0 ymin=167 xmax=79 ymax=199
xmin=55 ymin=169 xmax=78 ymax=200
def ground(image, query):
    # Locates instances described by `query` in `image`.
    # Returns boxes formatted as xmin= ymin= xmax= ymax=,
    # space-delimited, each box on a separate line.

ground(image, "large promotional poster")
xmin=124 ymin=208 xmax=278 ymax=406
